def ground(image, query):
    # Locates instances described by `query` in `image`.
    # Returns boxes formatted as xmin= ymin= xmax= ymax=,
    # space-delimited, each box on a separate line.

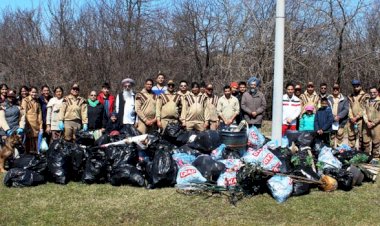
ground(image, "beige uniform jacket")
xmin=156 ymin=91 xmax=181 ymax=120
xmin=217 ymin=95 xmax=240 ymax=121
xmin=363 ymin=96 xmax=380 ymax=126
xmin=205 ymin=94 xmax=219 ymax=122
xmin=135 ymin=89 xmax=156 ymax=123
xmin=348 ymin=90 xmax=370 ymax=120
xmin=300 ymin=91 xmax=319 ymax=114
xmin=180 ymin=93 xmax=210 ymax=123
xmin=59 ymin=94 xmax=88 ymax=124
xmin=20 ymin=96 xmax=43 ymax=137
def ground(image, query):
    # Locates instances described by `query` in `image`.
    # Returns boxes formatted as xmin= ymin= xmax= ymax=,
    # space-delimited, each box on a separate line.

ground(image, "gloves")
xmin=82 ymin=124 xmax=88 ymax=132
xmin=16 ymin=128 xmax=24 ymax=135
xmin=6 ymin=129 xmax=13 ymax=136
xmin=58 ymin=121 xmax=64 ymax=131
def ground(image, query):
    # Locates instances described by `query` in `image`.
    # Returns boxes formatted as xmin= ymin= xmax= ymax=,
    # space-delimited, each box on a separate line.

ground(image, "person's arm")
xmin=81 ymin=101 xmax=88 ymax=124
xmin=115 ymin=94 xmax=120 ymax=113
xmin=19 ymin=99 xmax=27 ymax=129
xmin=135 ymin=94 xmax=147 ymax=123
xmin=58 ymin=99 xmax=67 ymax=121
xmin=292 ymin=101 xmax=302 ymax=121
xmin=0 ymin=110 xmax=10 ymax=131
xmin=299 ymin=115 xmax=305 ymax=131
xmin=156 ymin=95 xmax=163 ymax=121
xmin=38 ymin=104 xmax=43 ymax=130
xmin=337 ymin=98 xmax=349 ymax=119
xmin=180 ymin=98 xmax=187 ymax=125
xmin=101 ymin=107 xmax=107 ymax=129
xmin=46 ymin=106 xmax=52 ymax=126
xmin=256 ymin=93 xmax=266 ymax=115
xmin=240 ymin=94 xmax=252 ymax=114
xmin=322 ymin=109 xmax=334 ymax=131
xmin=216 ymin=98 xmax=224 ymax=119
xmin=348 ymin=97 xmax=354 ymax=119
xmin=314 ymin=113 xmax=320 ymax=131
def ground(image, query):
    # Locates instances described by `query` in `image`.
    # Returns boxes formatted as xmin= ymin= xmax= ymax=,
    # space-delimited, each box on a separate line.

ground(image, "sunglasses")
xmin=90 ymin=94 xmax=97 ymax=96
xmin=295 ymin=88 xmax=301 ymax=91
xmin=72 ymin=87 xmax=79 ymax=91
xmin=168 ymin=84 xmax=175 ymax=87
xmin=180 ymin=85 xmax=187 ymax=87
xmin=333 ymin=87 xmax=340 ymax=90
xmin=320 ymin=87 xmax=327 ymax=90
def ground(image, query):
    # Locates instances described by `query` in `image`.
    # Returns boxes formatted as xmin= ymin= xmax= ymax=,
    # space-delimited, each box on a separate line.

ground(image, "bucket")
xmin=220 ymin=129 xmax=248 ymax=152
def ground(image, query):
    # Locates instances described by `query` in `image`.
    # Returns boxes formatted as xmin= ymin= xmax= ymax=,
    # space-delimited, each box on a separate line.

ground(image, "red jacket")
xmin=97 ymin=92 xmax=115 ymax=116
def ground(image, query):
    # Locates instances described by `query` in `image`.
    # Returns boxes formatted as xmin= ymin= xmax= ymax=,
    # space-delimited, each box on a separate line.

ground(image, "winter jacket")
xmin=46 ymin=97 xmax=64 ymax=131
xmin=363 ymin=96 xmax=380 ymax=126
xmin=180 ymin=92 xmax=210 ymax=123
xmin=241 ymin=91 xmax=266 ymax=125
xmin=135 ymin=89 xmax=156 ymax=123
xmin=59 ymin=94 xmax=88 ymax=124
xmin=348 ymin=90 xmax=369 ymax=120
xmin=282 ymin=94 xmax=301 ymax=126
xmin=38 ymin=95 xmax=52 ymax=127
xmin=314 ymin=106 xmax=334 ymax=132
xmin=97 ymin=92 xmax=115 ymax=117
xmin=20 ymin=96 xmax=43 ymax=137
xmin=300 ymin=91 xmax=319 ymax=114
xmin=299 ymin=114 xmax=315 ymax=131
xmin=327 ymin=94 xmax=349 ymax=128
xmin=87 ymin=102 xmax=107 ymax=130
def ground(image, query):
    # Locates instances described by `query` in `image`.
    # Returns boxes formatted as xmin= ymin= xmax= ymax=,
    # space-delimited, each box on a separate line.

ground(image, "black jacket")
xmin=105 ymin=120 xmax=122 ymax=133
xmin=88 ymin=103 xmax=107 ymax=130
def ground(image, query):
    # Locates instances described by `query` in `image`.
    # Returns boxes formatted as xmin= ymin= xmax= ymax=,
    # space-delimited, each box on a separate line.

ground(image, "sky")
xmin=0 ymin=0 xmax=88 ymax=11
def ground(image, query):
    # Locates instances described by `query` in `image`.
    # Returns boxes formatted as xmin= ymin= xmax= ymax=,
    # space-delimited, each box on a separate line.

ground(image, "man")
xmin=180 ymin=82 xmax=209 ymax=131
xmin=217 ymin=85 xmax=240 ymax=127
xmin=230 ymin=81 xmax=239 ymax=97
xmin=241 ymin=77 xmax=266 ymax=129
xmin=58 ymin=84 xmax=88 ymax=141
xmin=314 ymin=97 xmax=334 ymax=146
xmin=156 ymin=80 xmax=181 ymax=132
xmin=282 ymin=83 xmax=301 ymax=135
xmin=135 ymin=79 xmax=157 ymax=134
xmin=236 ymin=81 xmax=247 ymax=124
xmin=294 ymin=83 xmax=302 ymax=98
xmin=363 ymin=87 xmax=380 ymax=158
xmin=152 ymin=73 xmax=167 ymax=96
xmin=300 ymin=82 xmax=319 ymax=114
xmin=327 ymin=83 xmax=349 ymax=147
xmin=97 ymin=82 xmax=115 ymax=117
xmin=347 ymin=79 xmax=370 ymax=149
xmin=318 ymin=82 xmax=329 ymax=108
xmin=204 ymin=83 xmax=219 ymax=130
xmin=115 ymin=78 xmax=138 ymax=132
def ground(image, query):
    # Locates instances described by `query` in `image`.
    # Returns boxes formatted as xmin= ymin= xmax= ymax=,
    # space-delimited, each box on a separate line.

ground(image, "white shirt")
xmin=116 ymin=90 xmax=137 ymax=125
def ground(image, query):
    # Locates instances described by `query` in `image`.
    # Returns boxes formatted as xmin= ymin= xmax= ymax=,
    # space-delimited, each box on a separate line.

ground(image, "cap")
xmin=230 ymin=82 xmax=238 ymax=89
xmin=305 ymin=105 xmax=314 ymax=111
xmin=167 ymin=80 xmax=175 ymax=85
xmin=351 ymin=79 xmax=361 ymax=86
xmin=121 ymin=78 xmax=135 ymax=85
xmin=307 ymin=82 xmax=314 ymax=87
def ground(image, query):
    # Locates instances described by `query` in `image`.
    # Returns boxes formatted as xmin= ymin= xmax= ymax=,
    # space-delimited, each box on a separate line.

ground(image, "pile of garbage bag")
xmin=3 ymin=128 xmax=379 ymax=204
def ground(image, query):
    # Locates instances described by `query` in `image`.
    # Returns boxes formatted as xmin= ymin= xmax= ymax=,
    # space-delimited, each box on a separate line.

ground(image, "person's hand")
xmin=101 ymin=128 xmax=106 ymax=132
xmin=40 ymin=129 xmax=44 ymax=133
xmin=182 ymin=121 xmax=186 ymax=128
xmin=226 ymin=119 xmax=232 ymax=125
xmin=82 ymin=124 xmax=88 ymax=132
xmin=146 ymin=120 xmax=153 ymax=126
xmin=367 ymin=122 xmax=374 ymax=129
xmin=134 ymin=123 xmax=138 ymax=128
xmin=46 ymin=125 xmax=51 ymax=134
xmin=252 ymin=112 xmax=257 ymax=117
xmin=204 ymin=122 xmax=209 ymax=129
xmin=286 ymin=118 xmax=292 ymax=124
xmin=16 ymin=128 xmax=24 ymax=135
xmin=334 ymin=116 xmax=340 ymax=122
xmin=58 ymin=121 xmax=64 ymax=131
xmin=350 ymin=117 xmax=356 ymax=123
xmin=157 ymin=120 xmax=162 ymax=128
xmin=317 ymin=129 xmax=323 ymax=135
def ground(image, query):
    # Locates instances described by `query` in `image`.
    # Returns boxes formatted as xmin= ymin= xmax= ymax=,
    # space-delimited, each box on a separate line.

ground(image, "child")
xmin=314 ymin=98 xmax=334 ymax=146
xmin=105 ymin=112 xmax=122 ymax=134
xmin=299 ymin=105 xmax=315 ymax=131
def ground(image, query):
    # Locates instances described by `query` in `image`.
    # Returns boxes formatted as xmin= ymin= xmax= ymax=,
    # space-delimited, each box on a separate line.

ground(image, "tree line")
xmin=0 ymin=0 xmax=379 ymax=118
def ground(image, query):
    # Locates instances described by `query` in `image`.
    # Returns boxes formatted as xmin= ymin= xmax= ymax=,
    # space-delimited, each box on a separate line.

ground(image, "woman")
xmin=0 ymin=89 xmax=23 ymax=138
xmin=46 ymin=87 xmax=64 ymax=142
xmin=87 ymin=90 xmax=106 ymax=132
xmin=20 ymin=86 xmax=43 ymax=153
xmin=0 ymin=84 xmax=8 ymax=104
xmin=18 ymin=86 xmax=30 ymax=105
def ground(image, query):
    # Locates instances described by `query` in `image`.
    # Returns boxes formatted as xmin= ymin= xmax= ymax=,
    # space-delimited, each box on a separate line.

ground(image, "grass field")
xmin=1 ymin=121 xmax=379 ymax=225
xmin=0 ymin=174 xmax=379 ymax=225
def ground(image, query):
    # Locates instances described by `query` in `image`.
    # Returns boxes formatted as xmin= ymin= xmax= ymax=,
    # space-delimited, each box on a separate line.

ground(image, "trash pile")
xmin=3 ymin=123 xmax=379 ymax=204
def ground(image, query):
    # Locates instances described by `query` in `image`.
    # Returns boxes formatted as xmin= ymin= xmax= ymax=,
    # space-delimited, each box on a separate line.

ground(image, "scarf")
xmin=88 ymin=99 xmax=99 ymax=108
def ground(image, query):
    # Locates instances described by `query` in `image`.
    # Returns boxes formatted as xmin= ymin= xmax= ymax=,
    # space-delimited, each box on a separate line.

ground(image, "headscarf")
xmin=247 ymin=77 xmax=261 ymax=87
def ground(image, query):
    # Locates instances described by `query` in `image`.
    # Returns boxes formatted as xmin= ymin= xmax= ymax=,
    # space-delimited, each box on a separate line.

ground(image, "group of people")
xmin=0 ymin=73 xmax=379 ymax=159
xmin=281 ymin=80 xmax=379 ymax=159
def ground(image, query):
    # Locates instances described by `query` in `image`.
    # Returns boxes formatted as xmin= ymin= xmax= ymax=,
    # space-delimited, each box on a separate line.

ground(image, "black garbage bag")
xmin=67 ymin=143 xmax=86 ymax=182
xmin=188 ymin=130 xmax=222 ymax=153
xmin=146 ymin=149 xmax=178 ymax=188
xmin=110 ymin=163 xmax=145 ymax=186
xmin=271 ymin=148 xmax=292 ymax=173
xmin=120 ymin=124 xmax=141 ymax=137
xmin=291 ymin=148 xmax=317 ymax=174
xmin=11 ymin=154 xmax=47 ymax=174
xmin=75 ymin=131 xmax=95 ymax=147
xmin=176 ymin=131 xmax=198 ymax=145
xmin=348 ymin=165 xmax=364 ymax=186
xmin=236 ymin=163 xmax=269 ymax=195
xmin=173 ymin=145 xmax=202 ymax=157
xmin=323 ymin=168 xmax=354 ymax=191
xmin=95 ymin=134 xmax=111 ymax=146
xmin=222 ymin=147 xmax=241 ymax=159
xmin=292 ymin=182 xmax=310 ymax=196
xmin=47 ymin=140 xmax=71 ymax=184
xmin=163 ymin=122 xmax=183 ymax=139
xmin=4 ymin=168 xmax=45 ymax=187
xmin=82 ymin=147 xmax=108 ymax=184
xmin=296 ymin=132 xmax=315 ymax=148
xmin=335 ymin=151 xmax=370 ymax=166
xmin=105 ymin=144 xmax=138 ymax=181
xmin=192 ymin=155 xmax=225 ymax=182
